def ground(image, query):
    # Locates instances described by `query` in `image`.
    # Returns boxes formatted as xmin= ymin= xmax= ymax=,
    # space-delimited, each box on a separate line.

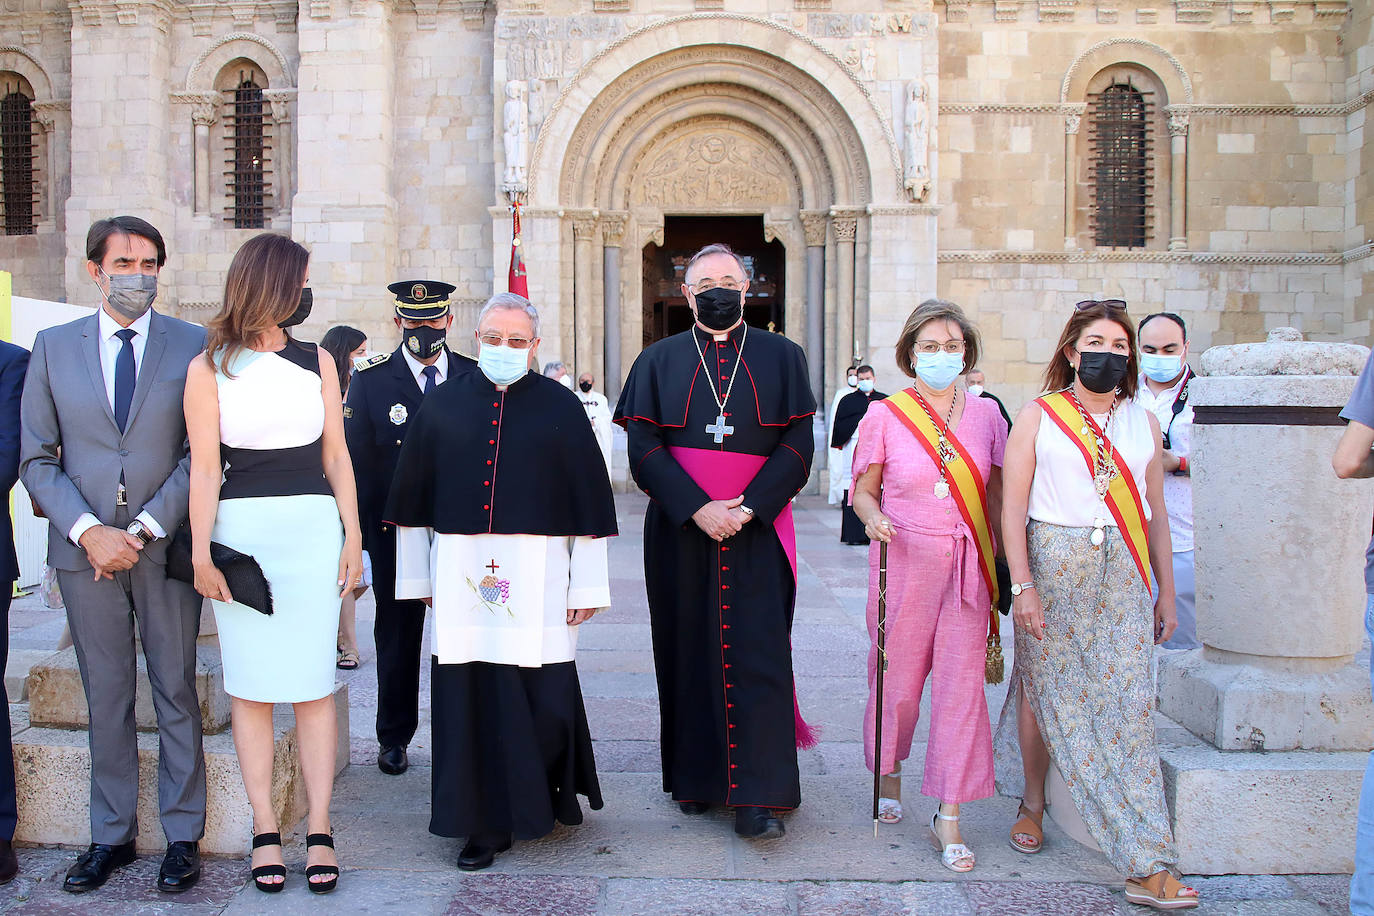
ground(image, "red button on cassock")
xmin=722 ymin=585 xmax=729 ymax=590
xmin=491 ymin=420 xmax=498 ymax=426
xmin=730 ymin=763 xmax=737 ymax=768
xmin=483 ymin=504 xmax=490 ymax=510
xmin=486 ymin=460 xmax=493 ymax=465
xmin=731 ymin=783 xmax=739 ymax=788
xmin=722 ymin=566 xmax=729 ymax=571
xmin=722 ymin=644 xmax=731 ymax=649
xmin=489 ymin=440 xmax=495 ymax=445
xmin=728 ymin=723 xmax=735 ymax=728
xmin=727 ymin=703 xmax=734 ymax=708
xmin=724 ymin=664 xmax=732 ymax=669
xmin=492 ymin=402 xmax=499 ymax=407
xmin=484 ymin=481 xmax=490 ymax=487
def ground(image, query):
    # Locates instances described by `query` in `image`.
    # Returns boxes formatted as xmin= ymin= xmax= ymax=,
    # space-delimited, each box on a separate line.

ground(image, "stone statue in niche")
xmin=903 ymin=79 xmax=931 ymax=202
xmin=503 ymin=80 xmax=529 ymax=188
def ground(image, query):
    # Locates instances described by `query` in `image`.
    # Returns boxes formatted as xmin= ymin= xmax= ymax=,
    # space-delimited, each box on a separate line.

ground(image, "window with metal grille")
xmin=0 ymin=77 xmax=36 ymax=237
xmin=1089 ymin=83 xmax=1153 ymax=248
xmin=223 ymin=65 xmax=271 ymax=229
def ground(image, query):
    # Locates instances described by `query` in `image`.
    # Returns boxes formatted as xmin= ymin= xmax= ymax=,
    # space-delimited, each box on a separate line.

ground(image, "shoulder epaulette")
xmin=356 ymin=353 xmax=391 ymax=371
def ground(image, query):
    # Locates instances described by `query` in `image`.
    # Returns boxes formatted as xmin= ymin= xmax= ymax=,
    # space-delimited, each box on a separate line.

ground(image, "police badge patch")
xmin=389 ymin=404 xmax=408 ymax=425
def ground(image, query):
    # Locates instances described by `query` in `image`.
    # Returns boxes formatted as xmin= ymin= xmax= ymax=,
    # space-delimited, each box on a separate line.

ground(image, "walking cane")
xmin=871 ymin=539 xmax=889 ymax=838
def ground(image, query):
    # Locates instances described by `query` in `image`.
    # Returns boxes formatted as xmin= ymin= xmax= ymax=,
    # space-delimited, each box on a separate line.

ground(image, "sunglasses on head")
xmin=1075 ymin=299 xmax=1128 ymax=312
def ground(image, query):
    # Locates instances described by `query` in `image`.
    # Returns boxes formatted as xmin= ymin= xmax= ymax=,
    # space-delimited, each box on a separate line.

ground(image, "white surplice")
xmin=580 ymin=390 xmax=614 ymax=475
xmin=395 ymin=528 xmax=610 ymax=668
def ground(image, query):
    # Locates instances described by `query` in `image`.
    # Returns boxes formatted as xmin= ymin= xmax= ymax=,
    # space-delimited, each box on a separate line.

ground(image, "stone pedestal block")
xmin=12 ymin=685 xmax=349 ymax=856
xmin=27 ymin=646 xmax=231 ymax=735
xmin=1159 ymin=648 xmax=1374 ymax=751
xmin=1160 ymin=743 xmax=1365 ymax=874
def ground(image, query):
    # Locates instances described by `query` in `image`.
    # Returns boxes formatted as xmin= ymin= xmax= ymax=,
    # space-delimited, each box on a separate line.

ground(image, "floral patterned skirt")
xmin=992 ymin=520 xmax=1177 ymax=877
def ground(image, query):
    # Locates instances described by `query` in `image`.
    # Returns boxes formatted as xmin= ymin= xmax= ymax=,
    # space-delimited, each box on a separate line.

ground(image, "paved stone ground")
xmin=0 ymin=494 xmax=1353 ymax=914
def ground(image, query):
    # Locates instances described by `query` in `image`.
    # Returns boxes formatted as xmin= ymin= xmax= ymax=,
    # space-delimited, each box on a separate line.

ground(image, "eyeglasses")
xmin=1075 ymin=299 xmax=1128 ymax=312
xmin=914 ymin=340 xmax=967 ymax=355
xmin=478 ymin=333 xmax=534 ymax=350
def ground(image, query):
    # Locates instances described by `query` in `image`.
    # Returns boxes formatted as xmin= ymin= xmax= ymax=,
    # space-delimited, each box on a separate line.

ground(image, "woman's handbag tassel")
xmin=985 ymin=607 xmax=1005 ymax=685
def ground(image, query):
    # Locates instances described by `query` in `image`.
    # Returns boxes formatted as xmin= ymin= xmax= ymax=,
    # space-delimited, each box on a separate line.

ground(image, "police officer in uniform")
xmin=344 ymin=280 xmax=475 ymax=775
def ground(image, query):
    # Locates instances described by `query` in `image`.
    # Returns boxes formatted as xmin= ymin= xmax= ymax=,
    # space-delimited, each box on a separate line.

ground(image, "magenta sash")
xmin=668 ymin=446 xmax=797 ymax=581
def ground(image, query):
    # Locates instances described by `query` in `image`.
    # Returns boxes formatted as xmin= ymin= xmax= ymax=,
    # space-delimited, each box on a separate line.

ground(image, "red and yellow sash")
xmin=882 ymin=389 xmax=999 ymax=606
xmin=1035 ymin=391 xmax=1152 ymax=595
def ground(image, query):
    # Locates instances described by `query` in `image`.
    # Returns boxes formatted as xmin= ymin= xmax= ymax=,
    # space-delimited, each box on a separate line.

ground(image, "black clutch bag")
xmin=995 ymin=556 xmax=1012 ymax=616
xmin=165 ymin=525 xmax=274 ymax=615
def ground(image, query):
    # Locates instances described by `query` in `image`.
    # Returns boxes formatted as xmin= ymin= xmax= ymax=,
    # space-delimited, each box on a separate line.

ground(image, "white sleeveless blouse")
xmin=1028 ymin=397 xmax=1154 ymax=528
xmin=215 ymin=346 xmax=325 ymax=450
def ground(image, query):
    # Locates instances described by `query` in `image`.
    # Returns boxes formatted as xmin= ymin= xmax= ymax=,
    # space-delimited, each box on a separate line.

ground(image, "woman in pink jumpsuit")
xmin=851 ymin=299 xmax=1005 ymax=872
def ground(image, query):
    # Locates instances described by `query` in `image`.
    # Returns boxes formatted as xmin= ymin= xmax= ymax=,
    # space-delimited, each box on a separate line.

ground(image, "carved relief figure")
xmin=503 ymin=80 xmax=529 ymax=187
xmin=860 ymin=41 xmax=877 ymax=82
xmin=634 ymin=133 xmax=790 ymax=209
xmin=903 ymin=79 xmax=931 ymax=202
xmin=528 ymin=79 xmax=548 ymax=145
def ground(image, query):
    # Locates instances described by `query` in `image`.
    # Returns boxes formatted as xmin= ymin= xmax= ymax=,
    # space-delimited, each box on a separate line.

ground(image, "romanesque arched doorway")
xmin=517 ymin=16 xmax=907 ymax=404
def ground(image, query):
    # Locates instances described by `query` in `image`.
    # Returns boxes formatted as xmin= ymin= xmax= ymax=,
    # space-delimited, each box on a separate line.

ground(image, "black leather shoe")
xmin=157 ymin=841 xmax=200 ymax=894
xmin=734 ymin=806 xmax=785 ymax=840
xmin=678 ymin=801 xmax=711 ymax=815
xmin=377 ymin=745 xmax=409 ymax=775
xmin=63 ymin=841 xmax=137 ymax=893
xmin=457 ymin=833 xmax=512 ymax=871
xmin=0 ymin=839 xmax=17 ymax=885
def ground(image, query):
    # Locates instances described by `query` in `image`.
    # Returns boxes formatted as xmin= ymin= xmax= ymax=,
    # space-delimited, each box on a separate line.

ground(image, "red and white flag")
xmin=508 ymin=202 xmax=529 ymax=298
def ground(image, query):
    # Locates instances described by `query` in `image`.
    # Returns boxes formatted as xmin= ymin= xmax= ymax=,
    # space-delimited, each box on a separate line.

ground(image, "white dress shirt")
xmin=68 ymin=307 xmax=165 ymax=546
xmin=401 ymin=346 xmax=447 ymax=392
xmin=1135 ymin=368 xmax=1194 ymax=552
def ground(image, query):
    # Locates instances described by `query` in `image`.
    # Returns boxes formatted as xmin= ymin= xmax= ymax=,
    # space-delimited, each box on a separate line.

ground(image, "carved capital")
xmin=599 ymin=213 xmax=627 ymax=247
xmin=1166 ymin=106 xmax=1190 ymax=136
xmin=762 ymin=220 xmax=788 ymax=245
xmin=571 ymin=214 xmax=599 ymax=242
xmin=831 ymin=218 xmax=858 ymax=244
xmin=31 ymin=100 xmax=66 ymax=133
xmin=263 ymin=88 xmax=295 ymax=124
xmin=1064 ymin=103 xmax=1087 ymax=135
xmin=460 ymin=0 xmax=486 ymax=27
xmin=172 ymin=90 xmax=220 ymax=126
xmin=800 ymin=210 xmax=828 ymax=247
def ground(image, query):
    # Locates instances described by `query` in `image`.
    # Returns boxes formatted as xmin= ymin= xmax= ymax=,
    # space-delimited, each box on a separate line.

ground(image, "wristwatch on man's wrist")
xmin=126 ymin=520 xmax=157 ymax=546
xmin=1010 ymin=581 xmax=1035 ymax=596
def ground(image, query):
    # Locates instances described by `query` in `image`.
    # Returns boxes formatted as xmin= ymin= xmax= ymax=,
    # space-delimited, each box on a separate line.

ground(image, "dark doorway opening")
xmin=640 ymin=215 xmax=784 ymax=348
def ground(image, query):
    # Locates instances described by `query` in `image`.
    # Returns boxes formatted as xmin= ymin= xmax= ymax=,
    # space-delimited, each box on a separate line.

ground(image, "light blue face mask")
xmin=914 ymin=351 xmax=964 ymax=392
xmin=857 ymin=379 xmax=875 ymax=393
xmin=1140 ymin=353 xmax=1184 ymax=384
xmin=478 ymin=343 xmax=530 ymax=386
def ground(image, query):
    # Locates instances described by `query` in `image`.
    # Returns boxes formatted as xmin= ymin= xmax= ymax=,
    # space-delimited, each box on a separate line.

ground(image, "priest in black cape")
xmin=830 ymin=364 xmax=888 ymax=545
xmin=613 ymin=243 xmax=816 ymax=841
xmin=384 ymin=292 xmax=617 ymax=871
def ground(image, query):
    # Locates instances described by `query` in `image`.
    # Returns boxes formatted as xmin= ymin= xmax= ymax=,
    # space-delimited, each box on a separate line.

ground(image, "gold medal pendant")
xmin=933 ymin=479 xmax=950 ymax=499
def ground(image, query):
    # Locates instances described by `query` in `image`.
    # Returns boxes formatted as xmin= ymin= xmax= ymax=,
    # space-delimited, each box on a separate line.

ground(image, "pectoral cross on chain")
xmin=705 ymin=413 xmax=734 ymax=444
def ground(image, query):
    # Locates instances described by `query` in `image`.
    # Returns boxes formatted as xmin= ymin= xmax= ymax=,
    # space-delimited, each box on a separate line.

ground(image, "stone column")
xmin=1156 ymin=327 xmax=1374 ymax=873
xmin=832 ymin=211 xmax=858 ymax=372
xmin=189 ymin=95 xmax=216 ymax=215
xmin=31 ymin=103 xmax=58 ymax=225
xmin=1166 ymin=107 xmax=1189 ymax=251
xmin=292 ymin=0 xmax=398 ymax=328
xmin=801 ymin=210 xmax=827 ymax=410
xmin=1062 ymin=105 xmax=1083 ymax=249
xmin=264 ymin=89 xmax=295 ymax=225
xmin=64 ymin=0 xmax=176 ymax=298
xmin=571 ymin=212 xmax=598 ymax=378
xmin=600 ymin=212 xmax=626 ymax=400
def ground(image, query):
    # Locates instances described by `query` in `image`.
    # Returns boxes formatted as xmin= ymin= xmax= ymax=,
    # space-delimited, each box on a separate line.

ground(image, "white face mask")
xmin=857 ymin=379 xmax=875 ymax=393
xmin=846 ymin=374 xmax=858 ymax=388
xmin=967 ymin=383 xmax=984 ymax=397
xmin=478 ymin=343 xmax=530 ymax=386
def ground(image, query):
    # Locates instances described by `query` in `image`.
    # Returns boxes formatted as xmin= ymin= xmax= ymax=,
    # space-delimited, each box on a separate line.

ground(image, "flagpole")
xmin=872 ymin=539 xmax=889 ymax=838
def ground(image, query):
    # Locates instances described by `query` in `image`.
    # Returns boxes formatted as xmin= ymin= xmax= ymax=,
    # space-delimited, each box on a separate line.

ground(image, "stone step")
xmin=1161 ymin=742 xmax=1364 ymax=874
xmin=26 ymin=645 xmax=231 ymax=735
xmin=11 ymin=684 xmax=348 ymax=856
xmin=4 ymin=649 xmax=53 ymax=702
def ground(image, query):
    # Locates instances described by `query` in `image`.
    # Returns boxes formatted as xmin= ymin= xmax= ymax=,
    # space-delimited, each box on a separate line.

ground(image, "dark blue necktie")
xmin=422 ymin=365 xmax=438 ymax=395
xmin=113 ymin=328 xmax=136 ymax=432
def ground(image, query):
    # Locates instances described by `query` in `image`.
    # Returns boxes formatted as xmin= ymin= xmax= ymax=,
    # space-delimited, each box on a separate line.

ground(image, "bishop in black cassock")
xmin=614 ymin=244 xmax=816 ymax=841
xmin=384 ymin=295 xmax=617 ymax=870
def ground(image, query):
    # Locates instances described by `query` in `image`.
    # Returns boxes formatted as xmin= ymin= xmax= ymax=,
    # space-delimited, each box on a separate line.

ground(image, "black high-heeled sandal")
xmin=250 ymin=832 xmax=287 ymax=893
xmin=305 ymin=833 xmax=339 ymax=894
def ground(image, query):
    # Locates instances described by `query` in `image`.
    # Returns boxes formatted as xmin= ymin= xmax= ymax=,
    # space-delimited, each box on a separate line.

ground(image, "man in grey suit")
xmin=20 ymin=216 xmax=208 ymax=894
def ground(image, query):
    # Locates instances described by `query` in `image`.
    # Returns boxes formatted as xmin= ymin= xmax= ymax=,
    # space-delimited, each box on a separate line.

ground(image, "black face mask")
xmin=579 ymin=380 xmax=593 ymax=393
xmin=403 ymin=324 xmax=447 ymax=360
xmin=692 ymin=287 xmax=743 ymax=331
xmin=1075 ymin=350 xmax=1130 ymax=394
xmin=279 ymin=287 xmax=312 ymax=328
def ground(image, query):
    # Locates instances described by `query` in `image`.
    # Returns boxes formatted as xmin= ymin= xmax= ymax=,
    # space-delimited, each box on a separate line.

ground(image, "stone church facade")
xmin=1 ymin=0 xmax=1370 ymax=409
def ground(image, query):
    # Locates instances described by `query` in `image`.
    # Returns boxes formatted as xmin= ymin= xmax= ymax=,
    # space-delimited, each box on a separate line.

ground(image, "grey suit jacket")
xmin=20 ymin=310 xmax=208 ymax=571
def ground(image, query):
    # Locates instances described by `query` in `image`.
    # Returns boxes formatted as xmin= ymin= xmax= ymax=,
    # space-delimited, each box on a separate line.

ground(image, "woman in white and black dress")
xmin=185 ymin=233 xmax=363 ymax=894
